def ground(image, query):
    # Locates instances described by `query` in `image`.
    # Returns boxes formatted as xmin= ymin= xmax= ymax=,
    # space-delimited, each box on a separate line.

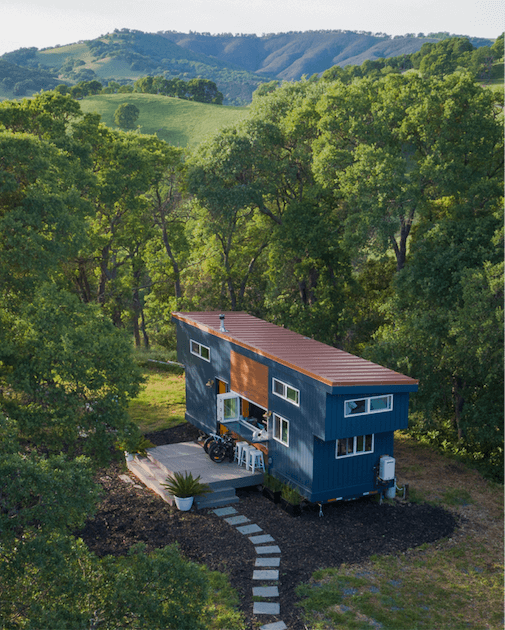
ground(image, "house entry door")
xmin=217 ymin=392 xmax=240 ymax=424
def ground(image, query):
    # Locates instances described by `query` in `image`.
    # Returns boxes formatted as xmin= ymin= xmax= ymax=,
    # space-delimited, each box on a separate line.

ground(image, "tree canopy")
xmin=0 ymin=62 xmax=502 ymax=624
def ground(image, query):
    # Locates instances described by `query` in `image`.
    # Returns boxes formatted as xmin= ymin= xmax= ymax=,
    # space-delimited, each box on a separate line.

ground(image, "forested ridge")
xmin=0 ymin=29 xmax=499 ymax=104
xmin=0 ymin=43 xmax=503 ymax=626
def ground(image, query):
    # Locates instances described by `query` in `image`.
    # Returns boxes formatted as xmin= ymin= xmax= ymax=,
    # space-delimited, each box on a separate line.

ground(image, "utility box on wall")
xmin=379 ymin=455 xmax=396 ymax=481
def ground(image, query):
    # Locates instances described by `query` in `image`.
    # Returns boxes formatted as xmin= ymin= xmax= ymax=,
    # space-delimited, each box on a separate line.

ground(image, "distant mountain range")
xmin=159 ymin=30 xmax=491 ymax=80
xmin=0 ymin=29 xmax=494 ymax=104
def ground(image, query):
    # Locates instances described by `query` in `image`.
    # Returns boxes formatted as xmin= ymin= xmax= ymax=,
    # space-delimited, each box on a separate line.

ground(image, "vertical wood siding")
xmin=230 ymin=350 xmax=269 ymax=408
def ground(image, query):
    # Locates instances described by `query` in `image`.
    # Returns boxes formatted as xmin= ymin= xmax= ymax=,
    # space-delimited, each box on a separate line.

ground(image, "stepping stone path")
xmin=212 ymin=506 xmax=287 ymax=630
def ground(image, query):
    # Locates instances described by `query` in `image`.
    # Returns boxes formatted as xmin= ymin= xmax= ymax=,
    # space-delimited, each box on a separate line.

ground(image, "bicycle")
xmin=207 ymin=432 xmax=236 ymax=463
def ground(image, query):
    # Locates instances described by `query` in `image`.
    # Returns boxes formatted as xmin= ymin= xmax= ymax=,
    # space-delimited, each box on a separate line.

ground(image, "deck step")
xmin=128 ymin=455 xmax=239 ymax=509
xmin=126 ymin=458 xmax=173 ymax=505
xmin=127 ymin=442 xmax=264 ymax=510
xmin=196 ymin=486 xmax=239 ymax=509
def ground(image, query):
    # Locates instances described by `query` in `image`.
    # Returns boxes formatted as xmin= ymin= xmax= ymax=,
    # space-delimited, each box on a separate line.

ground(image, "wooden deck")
xmin=127 ymin=441 xmax=264 ymax=509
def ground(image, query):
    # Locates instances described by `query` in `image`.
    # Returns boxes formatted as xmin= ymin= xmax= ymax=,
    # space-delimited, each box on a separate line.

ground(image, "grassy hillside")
xmin=78 ymin=93 xmax=248 ymax=148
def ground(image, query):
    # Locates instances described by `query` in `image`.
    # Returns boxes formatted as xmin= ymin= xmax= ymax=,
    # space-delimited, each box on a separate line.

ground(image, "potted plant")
xmin=262 ymin=472 xmax=283 ymax=504
xmin=162 ymin=470 xmax=211 ymax=511
xmin=280 ymin=482 xmax=303 ymax=517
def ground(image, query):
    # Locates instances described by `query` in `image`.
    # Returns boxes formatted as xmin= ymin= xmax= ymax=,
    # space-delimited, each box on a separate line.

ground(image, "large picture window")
xmin=272 ymin=413 xmax=289 ymax=447
xmin=336 ymin=434 xmax=374 ymax=458
xmin=344 ymin=395 xmax=393 ymax=418
xmin=190 ymin=339 xmax=210 ymax=362
xmin=272 ymin=378 xmax=299 ymax=406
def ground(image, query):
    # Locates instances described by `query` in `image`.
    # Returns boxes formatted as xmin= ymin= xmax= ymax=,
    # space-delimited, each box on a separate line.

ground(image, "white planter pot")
xmin=174 ymin=496 xmax=194 ymax=511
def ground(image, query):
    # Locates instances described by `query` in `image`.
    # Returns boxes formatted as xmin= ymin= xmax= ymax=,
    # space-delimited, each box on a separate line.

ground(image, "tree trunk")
xmin=140 ymin=307 xmax=150 ymax=349
xmin=161 ymin=222 xmax=182 ymax=299
xmin=452 ymin=376 xmax=465 ymax=440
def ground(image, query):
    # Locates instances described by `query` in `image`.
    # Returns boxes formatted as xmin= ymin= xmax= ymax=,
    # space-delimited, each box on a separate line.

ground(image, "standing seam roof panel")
xmin=172 ymin=311 xmax=419 ymax=387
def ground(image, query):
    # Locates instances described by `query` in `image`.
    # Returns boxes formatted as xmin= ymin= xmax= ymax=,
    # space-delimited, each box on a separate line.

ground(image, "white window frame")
xmin=344 ymin=394 xmax=393 ymax=418
xmin=272 ymin=378 xmax=300 ymax=407
xmin=272 ymin=413 xmax=290 ymax=447
xmin=335 ymin=434 xmax=374 ymax=458
xmin=190 ymin=339 xmax=210 ymax=362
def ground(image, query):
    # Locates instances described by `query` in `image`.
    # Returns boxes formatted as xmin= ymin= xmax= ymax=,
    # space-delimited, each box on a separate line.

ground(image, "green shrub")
xmin=263 ymin=472 xmax=283 ymax=492
xmin=281 ymin=482 xmax=303 ymax=505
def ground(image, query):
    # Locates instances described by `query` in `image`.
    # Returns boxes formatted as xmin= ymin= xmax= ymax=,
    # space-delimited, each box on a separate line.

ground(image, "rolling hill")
xmin=78 ymin=93 xmax=248 ymax=148
xmin=1 ymin=29 xmax=495 ymax=104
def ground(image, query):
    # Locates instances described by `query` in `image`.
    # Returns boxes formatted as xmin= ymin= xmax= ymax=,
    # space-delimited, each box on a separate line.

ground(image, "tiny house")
xmin=171 ymin=311 xmax=418 ymax=504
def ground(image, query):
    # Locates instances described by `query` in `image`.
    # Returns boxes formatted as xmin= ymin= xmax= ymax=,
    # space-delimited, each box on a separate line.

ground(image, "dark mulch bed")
xmin=77 ymin=423 xmax=457 ymax=630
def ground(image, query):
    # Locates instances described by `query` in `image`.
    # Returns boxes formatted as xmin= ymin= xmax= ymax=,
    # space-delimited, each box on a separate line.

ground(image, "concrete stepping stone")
xmin=213 ymin=506 xmax=237 ymax=516
xmin=249 ymin=534 xmax=275 ymax=544
xmin=256 ymin=545 xmax=281 ymax=554
xmin=255 ymin=557 xmax=280 ymax=567
xmin=253 ymin=586 xmax=279 ymax=597
xmin=224 ymin=515 xmax=250 ymax=525
xmin=253 ymin=602 xmax=280 ymax=615
xmin=236 ymin=523 xmax=262 ymax=535
xmin=260 ymin=622 xmax=287 ymax=630
xmin=253 ymin=569 xmax=279 ymax=580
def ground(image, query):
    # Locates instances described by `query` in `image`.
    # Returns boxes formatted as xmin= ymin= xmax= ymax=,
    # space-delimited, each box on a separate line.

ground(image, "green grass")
xmin=37 ymin=43 xmax=94 ymax=67
xmin=128 ymin=366 xmax=186 ymax=433
xmin=296 ymin=544 xmax=503 ymax=630
xmin=484 ymin=60 xmax=504 ymax=91
xmin=296 ymin=432 xmax=504 ymax=630
xmin=203 ymin=568 xmax=245 ymax=629
xmin=79 ymin=93 xmax=248 ymax=148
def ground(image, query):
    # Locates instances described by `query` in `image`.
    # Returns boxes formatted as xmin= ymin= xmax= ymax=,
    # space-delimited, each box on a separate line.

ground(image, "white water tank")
xmin=379 ymin=455 xmax=395 ymax=481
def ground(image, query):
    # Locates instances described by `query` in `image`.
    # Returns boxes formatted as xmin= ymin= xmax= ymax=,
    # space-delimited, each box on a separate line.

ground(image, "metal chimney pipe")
xmin=219 ymin=314 xmax=228 ymax=332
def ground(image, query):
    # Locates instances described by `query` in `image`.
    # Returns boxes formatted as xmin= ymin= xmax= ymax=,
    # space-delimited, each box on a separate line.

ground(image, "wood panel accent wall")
xmin=230 ymin=350 xmax=269 ymax=409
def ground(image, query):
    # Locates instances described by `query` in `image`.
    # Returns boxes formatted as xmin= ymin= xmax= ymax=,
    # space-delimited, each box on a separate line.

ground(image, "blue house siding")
xmin=173 ymin=313 xmax=417 ymax=504
xmin=311 ymin=431 xmax=394 ymax=502
xmin=324 ymin=390 xmax=411 ymax=441
xmin=177 ymin=321 xmax=231 ymax=434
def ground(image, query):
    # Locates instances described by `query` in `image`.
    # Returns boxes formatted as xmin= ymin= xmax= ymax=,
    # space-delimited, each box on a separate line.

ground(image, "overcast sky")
xmin=1 ymin=0 xmax=503 ymax=56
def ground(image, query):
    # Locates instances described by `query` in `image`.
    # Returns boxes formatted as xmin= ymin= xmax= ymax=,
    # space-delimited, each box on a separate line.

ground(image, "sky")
xmin=1 ymin=0 xmax=503 ymax=56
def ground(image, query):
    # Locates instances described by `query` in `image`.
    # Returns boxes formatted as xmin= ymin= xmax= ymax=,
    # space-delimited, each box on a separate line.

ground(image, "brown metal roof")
xmin=172 ymin=311 xmax=419 ymax=388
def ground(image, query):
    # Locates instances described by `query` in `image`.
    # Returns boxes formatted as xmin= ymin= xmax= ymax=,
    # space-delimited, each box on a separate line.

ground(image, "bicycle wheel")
xmin=203 ymin=435 xmax=216 ymax=453
xmin=208 ymin=442 xmax=226 ymax=463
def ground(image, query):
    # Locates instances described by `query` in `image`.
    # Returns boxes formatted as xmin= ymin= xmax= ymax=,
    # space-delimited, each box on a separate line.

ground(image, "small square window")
xmin=286 ymin=387 xmax=299 ymax=405
xmin=273 ymin=380 xmax=285 ymax=396
xmin=345 ymin=399 xmax=366 ymax=415
xmin=370 ymin=395 xmax=392 ymax=412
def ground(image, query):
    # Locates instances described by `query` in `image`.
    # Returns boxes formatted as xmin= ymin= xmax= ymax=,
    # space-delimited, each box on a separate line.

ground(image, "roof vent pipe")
xmin=219 ymin=314 xmax=229 ymax=333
